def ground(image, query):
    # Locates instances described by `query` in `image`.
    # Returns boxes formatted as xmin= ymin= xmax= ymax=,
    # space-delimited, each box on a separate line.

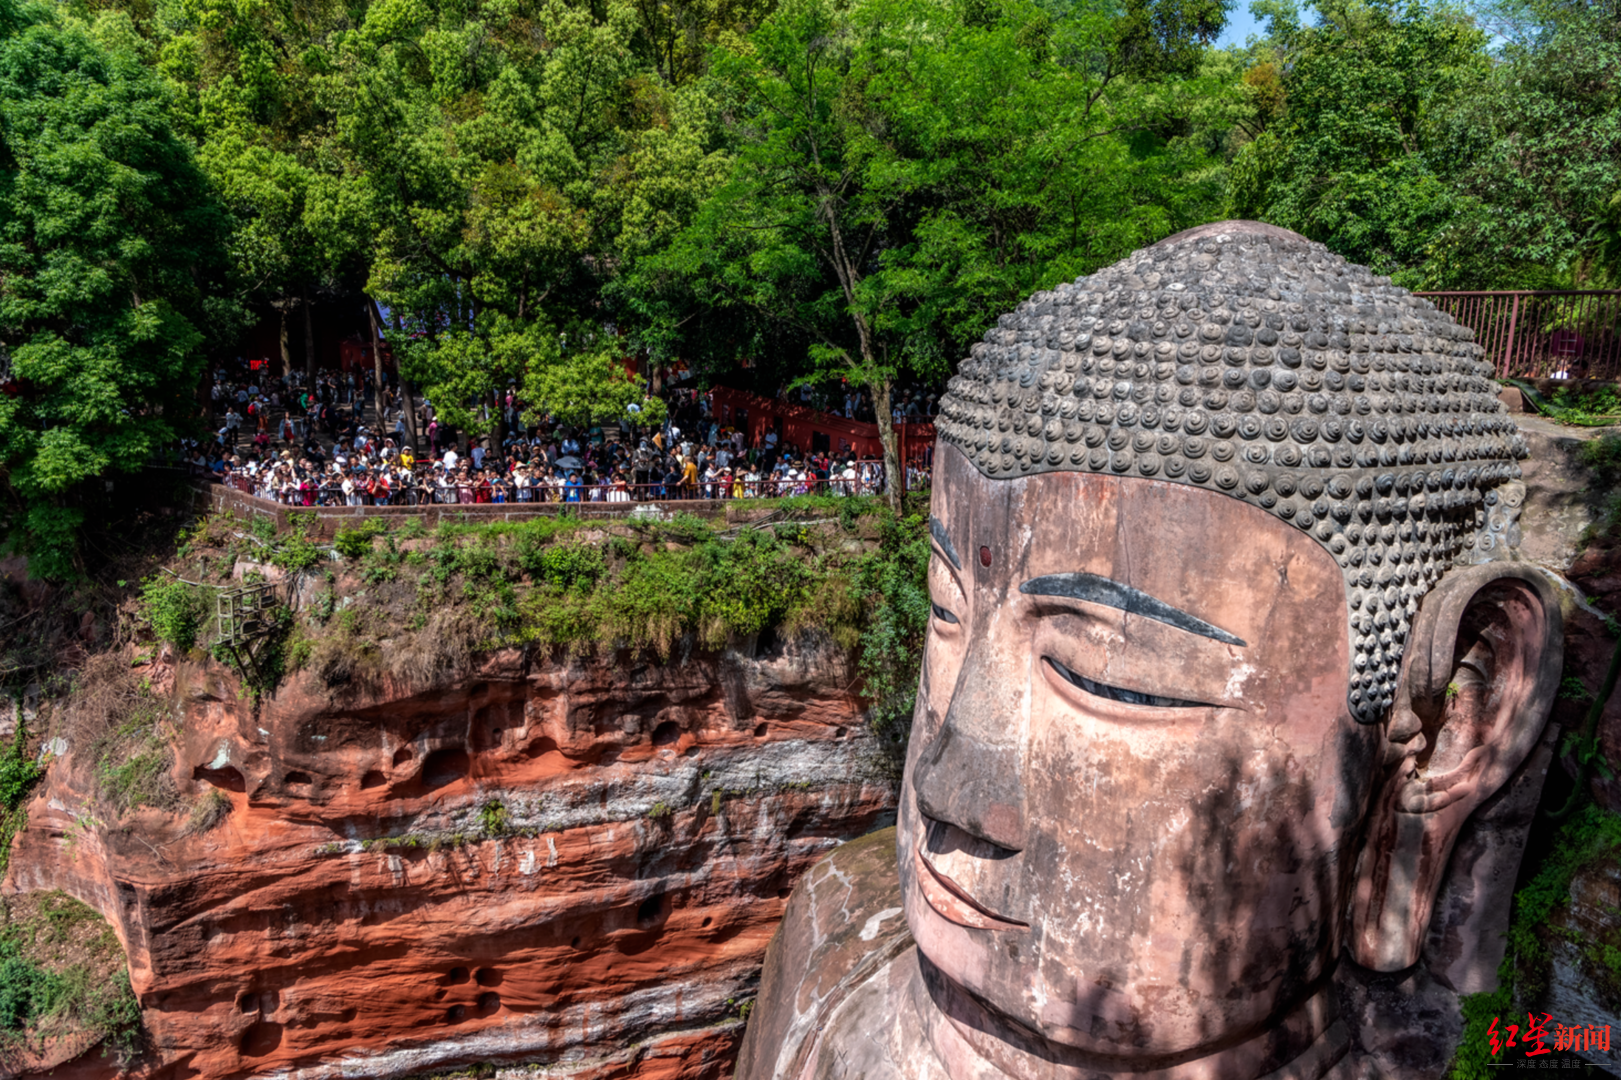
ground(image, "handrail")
xmin=1413 ymin=290 xmax=1621 ymax=380
xmin=205 ymin=470 xmax=924 ymax=508
xmin=1417 ymin=290 xmax=1621 ymax=298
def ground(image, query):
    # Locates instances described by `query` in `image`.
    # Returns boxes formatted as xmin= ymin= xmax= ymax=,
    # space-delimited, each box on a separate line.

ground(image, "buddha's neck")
xmin=911 ymin=957 xmax=1349 ymax=1080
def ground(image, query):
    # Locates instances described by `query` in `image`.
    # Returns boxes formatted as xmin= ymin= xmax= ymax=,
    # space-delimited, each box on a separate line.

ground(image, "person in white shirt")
xmin=443 ymin=447 xmax=460 ymax=471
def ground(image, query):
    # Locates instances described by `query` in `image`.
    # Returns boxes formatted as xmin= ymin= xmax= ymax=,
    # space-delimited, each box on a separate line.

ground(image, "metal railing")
xmin=214 ymin=470 xmax=929 ymax=508
xmin=1416 ymin=290 xmax=1621 ymax=380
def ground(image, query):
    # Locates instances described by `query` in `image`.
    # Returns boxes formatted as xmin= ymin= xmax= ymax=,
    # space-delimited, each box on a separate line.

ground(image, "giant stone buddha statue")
xmin=736 ymin=222 xmax=1564 ymax=1080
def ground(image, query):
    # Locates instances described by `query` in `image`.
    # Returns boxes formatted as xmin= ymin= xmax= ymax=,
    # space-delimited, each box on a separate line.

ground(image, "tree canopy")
xmin=0 ymin=4 xmax=230 ymax=578
xmin=1229 ymin=0 xmax=1621 ymax=288
xmin=5 ymin=0 xmax=1621 ymax=567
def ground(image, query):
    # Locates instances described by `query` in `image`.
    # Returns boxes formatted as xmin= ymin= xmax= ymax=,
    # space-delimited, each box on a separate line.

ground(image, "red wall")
xmin=707 ymin=387 xmax=934 ymax=461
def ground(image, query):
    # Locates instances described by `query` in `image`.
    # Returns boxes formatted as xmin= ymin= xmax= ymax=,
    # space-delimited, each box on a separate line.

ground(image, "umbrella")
xmin=555 ymin=455 xmax=583 ymax=471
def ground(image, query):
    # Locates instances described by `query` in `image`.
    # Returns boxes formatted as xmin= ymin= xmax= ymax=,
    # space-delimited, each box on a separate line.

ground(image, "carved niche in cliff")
xmin=736 ymin=222 xmax=1566 ymax=1080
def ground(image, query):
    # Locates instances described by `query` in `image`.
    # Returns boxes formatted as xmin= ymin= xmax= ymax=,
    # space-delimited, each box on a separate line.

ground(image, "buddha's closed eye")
xmin=1045 ymin=657 xmax=1213 ymax=710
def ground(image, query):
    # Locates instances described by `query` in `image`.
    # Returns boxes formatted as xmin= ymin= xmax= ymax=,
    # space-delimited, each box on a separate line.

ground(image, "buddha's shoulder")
xmin=734 ymin=826 xmax=915 ymax=1080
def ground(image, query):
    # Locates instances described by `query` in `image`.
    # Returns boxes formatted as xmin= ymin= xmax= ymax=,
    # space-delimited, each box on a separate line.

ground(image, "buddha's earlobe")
xmin=1349 ymin=563 xmax=1563 ymax=972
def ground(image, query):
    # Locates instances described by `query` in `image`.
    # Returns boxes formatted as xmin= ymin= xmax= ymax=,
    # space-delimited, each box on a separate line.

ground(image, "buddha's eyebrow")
xmin=928 ymin=516 xmax=961 ymax=570
xmin=1019 ymin=573 xmax=1246 ymax=647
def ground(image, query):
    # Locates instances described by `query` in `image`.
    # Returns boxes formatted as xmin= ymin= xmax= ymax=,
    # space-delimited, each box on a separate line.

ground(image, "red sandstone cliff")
xmin=5 ymin=638 xmax=897 ymax=1079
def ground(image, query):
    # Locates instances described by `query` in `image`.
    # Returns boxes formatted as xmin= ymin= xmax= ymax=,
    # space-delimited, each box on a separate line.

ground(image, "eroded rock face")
xmin=6 ymin=639 xmax=896 ymax=1079
xmin=1542 ymin=855 xmax=1621 ymax=1073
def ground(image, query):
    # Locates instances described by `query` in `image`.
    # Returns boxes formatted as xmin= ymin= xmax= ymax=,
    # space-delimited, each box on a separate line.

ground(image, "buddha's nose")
xmin=912 ymin=652 xmax=1027 ymax=853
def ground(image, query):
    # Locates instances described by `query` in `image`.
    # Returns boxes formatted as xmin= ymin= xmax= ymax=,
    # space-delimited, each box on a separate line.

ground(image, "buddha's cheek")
xmin=1022 ymin=725 xmax=1340 ymax=1045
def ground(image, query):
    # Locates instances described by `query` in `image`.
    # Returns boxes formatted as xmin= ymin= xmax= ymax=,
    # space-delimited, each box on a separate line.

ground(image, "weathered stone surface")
xmin=1542 ymin=855 xmax=1621 ymax=1074
xmin=734 ymin=829 xmax=908 ymax=1080
xmin=1503 ymin=413 xmax=1621 ymax=815
xmin=741 ymin=222 xmax=1567 ymax=1080
xmin=1421 ymin=719 xmax=1561 ymax=997
xmin=1514 ymin=417 xmax=1606 ymax=574
xmin=6 ymin=639 xmax=896 ymax=1079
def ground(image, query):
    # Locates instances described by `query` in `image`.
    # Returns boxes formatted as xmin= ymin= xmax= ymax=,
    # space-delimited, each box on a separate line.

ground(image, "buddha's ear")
xmin=1349 ymin=562 xmax=1563 ymax=972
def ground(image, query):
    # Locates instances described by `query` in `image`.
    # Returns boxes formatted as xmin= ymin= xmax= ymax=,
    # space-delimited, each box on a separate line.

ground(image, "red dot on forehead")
xmin=979 ymin=545 xmax=992 ymax=568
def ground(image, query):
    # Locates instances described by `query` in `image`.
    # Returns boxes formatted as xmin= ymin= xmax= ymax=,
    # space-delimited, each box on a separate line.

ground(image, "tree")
xmin=1226 ymin=0 xmax=1490 ymax=286
xmin=149 ymin=0 xmax=366 ymax=373
xmin=315 ymin=0 xmax=660 ymax=448
xmin=524 ymin=348 xmax=668 ymax=428
xmin=1441 ymin=0 xmax=1621 ymax=286
xmin=638 ymin=0 xmax=1228 ymax=507
xmin=0 ymin=8 xmax=230 ymax=578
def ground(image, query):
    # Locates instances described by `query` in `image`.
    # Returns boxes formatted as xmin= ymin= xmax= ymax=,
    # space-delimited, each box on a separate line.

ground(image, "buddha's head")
xmin=900 ymin=222 xmax=1562 ymax=1074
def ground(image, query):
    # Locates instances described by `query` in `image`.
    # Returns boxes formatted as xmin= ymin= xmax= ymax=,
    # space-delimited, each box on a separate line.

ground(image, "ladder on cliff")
xmin=215 ymin=581 xmax=280 ymax=685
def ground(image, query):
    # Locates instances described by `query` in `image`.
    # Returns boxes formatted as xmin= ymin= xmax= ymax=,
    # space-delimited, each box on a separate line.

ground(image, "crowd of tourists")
xmin=181 ymin=362 xmax=934 ymax=507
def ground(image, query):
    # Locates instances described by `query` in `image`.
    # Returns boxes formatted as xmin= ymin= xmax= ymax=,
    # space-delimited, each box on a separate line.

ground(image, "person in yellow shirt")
xmin=681 ymin=456 xmax=698 ymax=498
xmin=400 ymin=446 xmax=415 ymax=470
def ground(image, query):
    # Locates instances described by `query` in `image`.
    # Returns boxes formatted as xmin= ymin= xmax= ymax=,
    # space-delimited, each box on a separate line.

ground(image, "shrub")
xmin=1549 ymin=383 xmax=1621 ymax=425
xmin=362 ymin=535 xmax=406 ymax=585
xmin=0 ymin=733 xmax=42 ymax=814
xmin=270 ymin=533 xmax=323 ymax=572
xmin=0 ymin=892 xmax=142 ymax=1058
xmin=189 ymin=789 xmax=229 ymax=834
xmin=851 ymin=513 xmax=931 ymax=739
xmin=141 ymin=578 xmax=203 ymax=652
xmin=533 ymin=543 xmax=605 ymax=591
xmin=334 ymin=521 xmax=385 ymax=559
xmin=694 ymin=530 xmax=809 ymax=644
xmin=0 ymin=955 xmax=52 ymax=1029
xmin=479 ymin=800 xmax=510 ymax=837
xmin=1449 ymin=803 xmax=1621 ymax=1076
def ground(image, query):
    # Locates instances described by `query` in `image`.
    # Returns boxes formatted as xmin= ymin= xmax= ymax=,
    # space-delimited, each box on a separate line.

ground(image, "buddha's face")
xmin=899 ymin=445 xmax=1378 ymax=1063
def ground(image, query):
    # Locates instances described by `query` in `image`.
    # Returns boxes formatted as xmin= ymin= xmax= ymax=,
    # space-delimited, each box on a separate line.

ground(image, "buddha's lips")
xmin=914 ymin=846 xmax=1029 ymax=931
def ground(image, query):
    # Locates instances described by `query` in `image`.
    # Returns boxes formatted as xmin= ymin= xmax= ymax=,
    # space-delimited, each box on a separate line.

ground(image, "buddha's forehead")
xmin=931 ymin=445 xmax=1347 ymax=657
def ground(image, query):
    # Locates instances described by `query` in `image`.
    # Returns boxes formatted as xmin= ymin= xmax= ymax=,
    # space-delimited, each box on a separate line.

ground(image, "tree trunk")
xmin=278 ymin=304 xmax=292 ymax=378
xmin=871 ymin=375 xmax=902 ymax=513
xmin=367 ymin=297 xmax=386 ymax=434
xmin=302 ymin=289 xmax=316 ymax=378
xmin=819 ymin=192 xmax=902 ymax=513
xmin=391 ymin=309 xmax=420 ymax=451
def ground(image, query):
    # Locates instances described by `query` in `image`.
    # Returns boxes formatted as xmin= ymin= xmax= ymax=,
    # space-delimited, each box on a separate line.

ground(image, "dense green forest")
xmin=0 ymin=0 xmax=1617 ymax=572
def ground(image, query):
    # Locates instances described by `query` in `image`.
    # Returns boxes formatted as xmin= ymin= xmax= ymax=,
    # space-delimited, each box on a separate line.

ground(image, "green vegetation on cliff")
xmin=0 ymin=890 xmax=140 ymax=1068
xmin=1451 ymin=803 xmax=1621 ymax=1077
xmin=1445 ymin=797 xmax=1621 ymax=1070
xmin=148 ymin=499 xmax=931 ymax=736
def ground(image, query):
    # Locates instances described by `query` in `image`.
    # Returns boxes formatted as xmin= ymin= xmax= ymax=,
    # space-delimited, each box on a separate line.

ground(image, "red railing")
xmin=1415 ymin=291 xmax=1621 ymax=380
